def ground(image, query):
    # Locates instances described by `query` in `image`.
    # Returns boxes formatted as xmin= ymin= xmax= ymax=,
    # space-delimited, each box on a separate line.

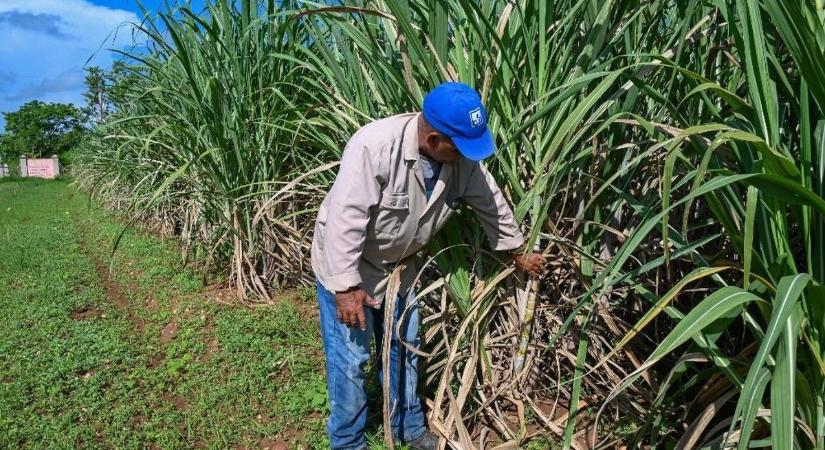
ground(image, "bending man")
xmin=311 ymin=82 xmax=545 ymax=450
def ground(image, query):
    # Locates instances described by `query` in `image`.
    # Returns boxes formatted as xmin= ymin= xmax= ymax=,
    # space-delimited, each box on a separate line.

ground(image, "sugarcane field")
xmin=2 ymin=0 xmax=824 ymax=449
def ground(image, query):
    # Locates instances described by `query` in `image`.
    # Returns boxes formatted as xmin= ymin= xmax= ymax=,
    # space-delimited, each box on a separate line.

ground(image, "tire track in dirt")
xmin=71 ymin=215 xmax=190 ymax=424
xmin=71 ymin=216 xmax=145 ymax=334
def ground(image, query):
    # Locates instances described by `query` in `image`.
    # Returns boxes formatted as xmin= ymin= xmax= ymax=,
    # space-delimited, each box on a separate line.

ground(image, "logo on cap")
xmin=469 ymin=107 xmax=482 ymax=127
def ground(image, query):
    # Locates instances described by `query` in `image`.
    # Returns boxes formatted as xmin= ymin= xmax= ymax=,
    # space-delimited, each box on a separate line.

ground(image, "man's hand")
xmin=335 ymin=287 xmax=380 ymax=330
xmin=513 ymin=252 xmax=546 ymax=277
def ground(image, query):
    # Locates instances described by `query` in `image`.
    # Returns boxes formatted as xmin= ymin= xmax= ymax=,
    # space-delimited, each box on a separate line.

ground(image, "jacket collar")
xmin=403 ymin=113 xmax=421 ymax=162
xmin=399 ymin=112 xmax=455 ymax=217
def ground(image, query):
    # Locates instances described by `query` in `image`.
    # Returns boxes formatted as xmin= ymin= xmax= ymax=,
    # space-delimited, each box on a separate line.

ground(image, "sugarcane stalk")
xmin=382 ymin=291 xmax=397 ymax=449
xmin=513 ymin=274 xmax=539 ymax=374
xmin=514 ymin=239 xmax=542 ymax=375
xmin=382 ymin=264 xmax=405 ymax=449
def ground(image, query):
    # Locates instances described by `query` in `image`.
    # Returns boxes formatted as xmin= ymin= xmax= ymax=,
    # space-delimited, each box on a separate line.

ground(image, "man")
xmin=311 ymin=82 xmax=545 ymax=450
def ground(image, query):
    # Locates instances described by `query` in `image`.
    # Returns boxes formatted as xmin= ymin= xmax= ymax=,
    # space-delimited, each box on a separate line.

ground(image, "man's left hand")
xmin=513 ymin=252 xmax=546 ymax=277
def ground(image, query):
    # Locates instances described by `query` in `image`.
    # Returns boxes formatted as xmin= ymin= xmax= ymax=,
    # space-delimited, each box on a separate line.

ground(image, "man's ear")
xmin=425 ymin=132 xmax=442 ymax=150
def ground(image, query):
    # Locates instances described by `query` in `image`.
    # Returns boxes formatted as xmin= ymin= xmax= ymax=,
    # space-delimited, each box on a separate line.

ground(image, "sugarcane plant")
xmin=597 ymin=1 xmax=825 ymax=448
xmin=73 ymin=0 xmax=825 ymax=447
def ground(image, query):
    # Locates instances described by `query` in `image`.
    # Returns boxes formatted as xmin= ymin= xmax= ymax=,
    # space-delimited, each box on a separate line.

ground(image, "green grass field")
xmin=0 ymin=179 xmax=551 ymax=450
xmin=0 ymin=178 xmax=335 ymax=449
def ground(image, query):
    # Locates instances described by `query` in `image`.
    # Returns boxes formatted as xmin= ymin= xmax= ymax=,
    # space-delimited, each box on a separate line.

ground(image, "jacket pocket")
xmin=375 ymin=192 xmax=409 ymax=237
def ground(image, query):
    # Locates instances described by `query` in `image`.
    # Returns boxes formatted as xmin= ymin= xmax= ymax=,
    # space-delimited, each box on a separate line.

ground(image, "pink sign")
xmin=26 ymin=159 xmax=56 ymax=179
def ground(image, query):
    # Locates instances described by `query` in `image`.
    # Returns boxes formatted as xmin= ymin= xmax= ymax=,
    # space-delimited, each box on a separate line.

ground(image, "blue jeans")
xmin=316 ymin=280 xmax=427 ymax=450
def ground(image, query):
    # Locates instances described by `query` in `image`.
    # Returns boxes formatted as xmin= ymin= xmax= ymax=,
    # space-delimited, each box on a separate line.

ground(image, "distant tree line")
xmin=0 ymin=61 xmax=137 ymax=164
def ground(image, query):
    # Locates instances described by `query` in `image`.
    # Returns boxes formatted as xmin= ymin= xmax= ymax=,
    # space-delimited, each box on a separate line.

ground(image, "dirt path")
xmin=72 ymin=216 xmax=147 ymax=334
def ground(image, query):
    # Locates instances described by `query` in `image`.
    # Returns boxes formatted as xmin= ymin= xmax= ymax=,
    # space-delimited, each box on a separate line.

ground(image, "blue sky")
xmin=0 ymin=0 xmax=204 ymax=131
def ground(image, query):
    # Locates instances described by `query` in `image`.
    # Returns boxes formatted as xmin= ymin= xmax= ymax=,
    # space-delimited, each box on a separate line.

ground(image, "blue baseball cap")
xmin=422 ymin=82 xmax=495 ymax=161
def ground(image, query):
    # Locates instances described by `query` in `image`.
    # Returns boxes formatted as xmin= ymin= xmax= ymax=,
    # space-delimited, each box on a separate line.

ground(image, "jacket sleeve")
xmin=463 ymin=162 xmax=525 ymax=251
xmin=320 ymin=136 xmax=384 ymax=292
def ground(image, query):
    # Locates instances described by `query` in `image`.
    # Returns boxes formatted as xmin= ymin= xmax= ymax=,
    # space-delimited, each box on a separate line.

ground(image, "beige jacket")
xmin=311 ymin=113 xmax=525 ymax=305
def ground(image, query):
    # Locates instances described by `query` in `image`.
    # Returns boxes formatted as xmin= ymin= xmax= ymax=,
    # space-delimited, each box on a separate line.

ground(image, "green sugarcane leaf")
xmin=744 ymin=173 xmax=825 ymax=215
xmin=736 ymin=367 xmax=772 ymax=450
xmin=604 ymin=266 xmax=731 ymax=365
xmin=771 ymin=306 xmax=800 ymax=450
xmin=744 ymin=185 xmax=759 ymax=290
xmin=562 ymin=313 xmax=591 ymax=450
xmin=599 ymin=286 xmax=760 ymax=426
xmin=646 ymin=286 xmax=761 ymax=364
xmin=733 ymin=274 xmax=811 ymax=450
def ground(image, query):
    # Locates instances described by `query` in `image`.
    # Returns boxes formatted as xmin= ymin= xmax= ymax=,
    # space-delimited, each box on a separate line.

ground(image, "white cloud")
xmin=5 ymin=68 xmax=87 ymax=101
xmin=0 ymin=0 xmax=137 ymax=46
xmin=0 ymin=11 xmax=71 ymax=39
xmin=0 ymin=0 xmax=140 ymax=131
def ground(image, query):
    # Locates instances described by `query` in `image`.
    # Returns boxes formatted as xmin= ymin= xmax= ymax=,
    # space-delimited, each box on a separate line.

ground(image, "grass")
xmin=0 ymin=178 xmax=332 ymax=449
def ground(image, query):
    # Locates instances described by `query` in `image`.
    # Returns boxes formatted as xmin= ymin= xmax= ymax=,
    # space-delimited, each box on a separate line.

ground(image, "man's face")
xmin=425 ymin=132 xmax=462 ymax=163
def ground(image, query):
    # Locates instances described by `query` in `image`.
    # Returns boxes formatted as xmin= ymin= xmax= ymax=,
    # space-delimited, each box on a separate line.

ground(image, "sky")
xmin=0 ymin=0 xmax=204 ymax=131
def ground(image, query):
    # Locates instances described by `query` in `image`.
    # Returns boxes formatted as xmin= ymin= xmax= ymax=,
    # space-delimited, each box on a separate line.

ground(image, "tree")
xmin=0 ymin=101 xmax=86 ymax=158
xmin=83 ymin=61 xmax=141 ymax=123
xmin=84 ymin=67 xmax=107 ymax=123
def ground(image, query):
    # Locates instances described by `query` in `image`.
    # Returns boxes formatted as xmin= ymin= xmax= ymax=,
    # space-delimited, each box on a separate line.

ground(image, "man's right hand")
xmin=335 ymin=287 xmax=379 ymax=330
